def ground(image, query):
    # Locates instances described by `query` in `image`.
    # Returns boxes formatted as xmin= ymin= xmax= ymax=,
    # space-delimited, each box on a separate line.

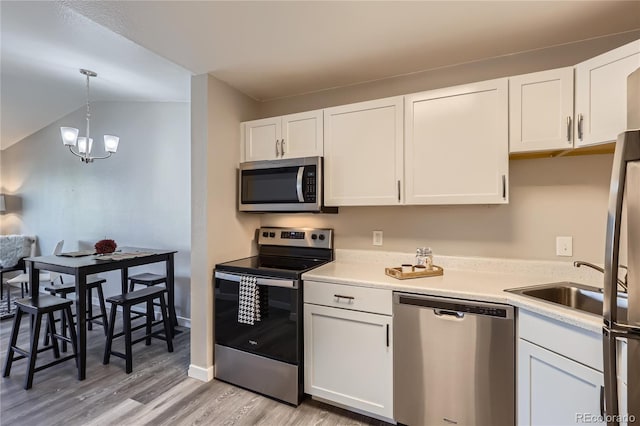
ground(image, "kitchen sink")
xmin=506 ymin=281 xmax=628 ymax=319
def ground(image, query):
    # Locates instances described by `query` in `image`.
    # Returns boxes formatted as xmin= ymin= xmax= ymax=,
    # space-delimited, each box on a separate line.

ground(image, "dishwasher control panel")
xmin=396 ymin=294 xmax=512 ymax=318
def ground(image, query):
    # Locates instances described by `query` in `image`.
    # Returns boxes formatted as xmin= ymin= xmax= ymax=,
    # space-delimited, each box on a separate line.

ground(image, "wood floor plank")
xmin=83 ymin=398 xmax=144 ymax=426
xmin=1 ymin=308 xmax=390 ymax=426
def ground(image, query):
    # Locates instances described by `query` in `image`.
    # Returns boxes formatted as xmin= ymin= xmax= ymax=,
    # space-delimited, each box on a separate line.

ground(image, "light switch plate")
xmin=556 ymin=236 xmax=573 ymax=257
xmin=373 ymin=230 xmax=383 ymax=246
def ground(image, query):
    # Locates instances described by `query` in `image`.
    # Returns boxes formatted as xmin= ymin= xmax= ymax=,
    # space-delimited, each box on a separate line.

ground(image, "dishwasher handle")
xmin=434 ymin=309 xmax=464 ymax=319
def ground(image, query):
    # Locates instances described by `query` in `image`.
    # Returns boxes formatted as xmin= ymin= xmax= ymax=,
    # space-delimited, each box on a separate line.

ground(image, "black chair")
xmin=103 ymin=286 xmax=173 ymax=374
xmin=3 ymin=295 xmax=78 ymax=389
xmin=0 ymin=259 xmax=27 ymax=314
xmin=44 ymin=278 xmax=109 ymax=351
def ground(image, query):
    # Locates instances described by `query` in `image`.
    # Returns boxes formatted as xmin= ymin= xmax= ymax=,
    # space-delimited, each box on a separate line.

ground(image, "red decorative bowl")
xmin=95 ymin=239 xmax=117 ymax=254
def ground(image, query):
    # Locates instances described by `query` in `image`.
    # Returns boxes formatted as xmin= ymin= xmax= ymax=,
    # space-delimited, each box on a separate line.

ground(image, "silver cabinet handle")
xmin=577 ymin=114 xmax=583 ymax=141
xmin=502 ymin=175 xmax=506 ymax=200
xmin=334 ymin=294 xmax=354 ymax=301
xmin=567 ymin=116 xmax=572 ymax=142
xmin=275 ymin=139 xmax=280 ymax=157
xmin=386 ymin=324 xmax=389 ymax=347
xmin=281 ymin=138 xmax=285 ymax=156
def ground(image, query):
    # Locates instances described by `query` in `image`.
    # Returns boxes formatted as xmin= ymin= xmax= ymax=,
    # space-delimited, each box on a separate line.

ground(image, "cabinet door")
xmin=323 ymin=97 xmax=404 ymax=206
xmin=405 ymin=78 xmax=509 ymax=205
xmin=281 ymin=110 xmax=323 ymax=159
xmin=242 ymin=117 xmax=281 ymax=162
xmin=509 ymin=67 xmax=574 ymax=153
xmin=518 ymin=339 xmax=604 ymax=426
xmin=575 ymin=39 xmax=640 ymax=148
xmin=304 ymin=303 xmax=393 ymax=420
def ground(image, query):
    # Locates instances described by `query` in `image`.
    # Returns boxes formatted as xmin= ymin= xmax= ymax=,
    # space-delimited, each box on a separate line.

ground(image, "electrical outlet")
xmin=556 ymin=236 xmax=573 ymax=257
xmin=373 ymin=230 xmax=383 ymax=246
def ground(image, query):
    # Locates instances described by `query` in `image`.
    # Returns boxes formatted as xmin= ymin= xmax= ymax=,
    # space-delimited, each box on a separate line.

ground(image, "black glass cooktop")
xmin=215 ymin=255 xmax=330 ymax=280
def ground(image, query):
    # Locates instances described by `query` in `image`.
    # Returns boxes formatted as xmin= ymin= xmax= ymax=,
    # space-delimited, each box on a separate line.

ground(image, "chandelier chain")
xmin=85 ymin=72 xmax=91 ymax=142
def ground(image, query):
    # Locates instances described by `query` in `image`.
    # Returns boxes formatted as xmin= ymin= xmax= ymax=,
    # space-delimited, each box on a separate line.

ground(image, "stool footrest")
xmin=33 ymin=354 xmax=77 ymax=373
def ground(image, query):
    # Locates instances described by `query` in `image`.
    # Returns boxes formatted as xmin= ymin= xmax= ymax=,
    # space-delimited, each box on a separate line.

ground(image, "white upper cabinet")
xmin=323 ymin=97 xmax=404 ymax=206
xmin=509 ymin=67 xmax=574 ymax=153
xmin=575 ymin=39 xmax=640 ymax=148
xmin=241 ymin=110 xmax=323 ymax=162
xmin=405 ymin=78 xmax=509 ymax=205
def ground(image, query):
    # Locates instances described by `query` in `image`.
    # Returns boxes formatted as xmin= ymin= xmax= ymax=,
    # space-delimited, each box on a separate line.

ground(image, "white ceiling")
xmin=0 ymin=1 xmax=191 ymax=150
xmin=2 ymin=1 xmax=640 ymax=150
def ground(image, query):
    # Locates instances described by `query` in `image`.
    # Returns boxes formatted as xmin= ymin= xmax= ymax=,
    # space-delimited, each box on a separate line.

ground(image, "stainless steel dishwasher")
xmin=393 ymin=292 xmax=515 ymax=426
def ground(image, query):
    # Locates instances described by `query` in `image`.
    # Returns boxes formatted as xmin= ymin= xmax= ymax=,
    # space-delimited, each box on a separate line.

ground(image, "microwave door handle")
xmin=296 ymin=166 xmax=304 ymax=202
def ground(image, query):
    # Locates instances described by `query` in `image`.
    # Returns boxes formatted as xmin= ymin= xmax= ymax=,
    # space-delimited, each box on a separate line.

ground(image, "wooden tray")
xmin=385 ymin=265 xmax=444 ymax=280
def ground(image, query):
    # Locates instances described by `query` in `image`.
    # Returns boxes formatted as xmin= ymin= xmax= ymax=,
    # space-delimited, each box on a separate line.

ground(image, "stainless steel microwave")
xmin=238 ymin=156 xmax=337 ymax=213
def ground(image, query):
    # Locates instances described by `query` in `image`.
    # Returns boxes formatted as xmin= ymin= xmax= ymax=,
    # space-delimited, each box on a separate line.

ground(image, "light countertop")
xmin=302 ymin=251 xmax=606 ymax=334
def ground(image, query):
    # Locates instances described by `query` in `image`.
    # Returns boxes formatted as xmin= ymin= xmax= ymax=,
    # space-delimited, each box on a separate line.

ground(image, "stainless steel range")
xmin=213 ymin=227 xmax=334 ymax=405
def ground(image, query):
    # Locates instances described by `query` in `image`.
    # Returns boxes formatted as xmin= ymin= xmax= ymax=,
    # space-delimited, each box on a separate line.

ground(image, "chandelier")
xmin=60 ymin=69 xmax=119 ymax=163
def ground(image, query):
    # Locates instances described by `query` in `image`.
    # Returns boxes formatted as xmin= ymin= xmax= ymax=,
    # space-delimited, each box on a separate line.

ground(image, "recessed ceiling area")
xmin=2 ymin=1 xmax=639 ymax=150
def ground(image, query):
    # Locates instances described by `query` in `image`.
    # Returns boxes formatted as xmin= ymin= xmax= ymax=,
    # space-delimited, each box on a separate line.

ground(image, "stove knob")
xmin=311 ymin=234 xmax=318 ymax=240
xmin=269 ymin=232 xmax=275 ymax=238
xmin=262 ymin=232 xmax=268 ymax=238
xmin=319 ymin=234 xmax=325 ymax=241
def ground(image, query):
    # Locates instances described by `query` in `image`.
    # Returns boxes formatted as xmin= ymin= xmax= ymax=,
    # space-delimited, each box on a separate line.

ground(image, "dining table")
xmin=25 ymin=247 xmax=178 ymax=380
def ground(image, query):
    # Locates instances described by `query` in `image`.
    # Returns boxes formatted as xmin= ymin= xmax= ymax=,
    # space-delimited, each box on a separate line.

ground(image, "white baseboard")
xmin=188 ymin=364 xmax=214 ymax=382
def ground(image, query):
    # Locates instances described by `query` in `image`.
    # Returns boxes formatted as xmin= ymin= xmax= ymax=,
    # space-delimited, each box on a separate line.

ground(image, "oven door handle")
xmin=214 ymin=271 xmax=299 ymax=289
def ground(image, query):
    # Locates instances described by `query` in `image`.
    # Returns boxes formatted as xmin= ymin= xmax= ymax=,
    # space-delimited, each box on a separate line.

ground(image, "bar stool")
xmin=128 ymin=273 xmax=166 ymax=292
xmin=44 ymin=278 xmax=109 ymax=352
xmin=128 ymin=273 xmax=172 ymax=334
xmin=3 ymin=295 xmax=78 ymax=389
xmin=103 ymin=286 xmax=173 ymax=374
xmin=45 ymin=278 xmax=109 ymax=332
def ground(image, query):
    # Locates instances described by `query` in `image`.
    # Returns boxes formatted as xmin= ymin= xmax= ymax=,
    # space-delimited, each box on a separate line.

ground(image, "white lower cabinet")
xmin=303 ymin=282 xmax=393 ymax=421
xmin=518 ymin=339 xmax=604 ymax=426
xmin=517 ymin=310 xmax=605 ymax=426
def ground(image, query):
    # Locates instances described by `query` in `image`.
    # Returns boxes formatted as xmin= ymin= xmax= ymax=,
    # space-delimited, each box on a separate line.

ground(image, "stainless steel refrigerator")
xmin=603 ymin=67 xmax=640 ymax=426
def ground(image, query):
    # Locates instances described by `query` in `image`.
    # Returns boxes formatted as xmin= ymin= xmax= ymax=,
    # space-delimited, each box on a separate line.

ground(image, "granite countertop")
xmin=302 ymin=250 xmax=607 ymax=334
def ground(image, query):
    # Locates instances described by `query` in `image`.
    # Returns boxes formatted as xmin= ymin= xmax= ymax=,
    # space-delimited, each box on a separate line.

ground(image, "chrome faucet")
xmin=573 ymin=261 xmax=628 ymax=292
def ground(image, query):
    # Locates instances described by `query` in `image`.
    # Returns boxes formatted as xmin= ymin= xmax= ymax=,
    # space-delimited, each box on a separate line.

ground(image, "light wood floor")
xmin=0 ymin=308 xmax=390 ymax=426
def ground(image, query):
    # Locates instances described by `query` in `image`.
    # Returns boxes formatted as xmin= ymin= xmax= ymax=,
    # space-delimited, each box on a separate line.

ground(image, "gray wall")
xmin=258 ymin=34 xmax=640 ymax=263
xmin=189 ymin=74 xmax=260 ymax=380
xmin=0 ymin=101 xmax=192 ymax=320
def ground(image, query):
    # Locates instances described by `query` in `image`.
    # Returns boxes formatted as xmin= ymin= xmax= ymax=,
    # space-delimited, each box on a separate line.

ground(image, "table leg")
xmin=121 ymin=268 xmax=128 ymax=294
xmin=75 ymin=270 xmax=87 ymax=380
xmin=28 ymin=262 xmax=38 ymax=301
xmin=165 ymin=254 xmax=178 ymax=329
xmin=28 ymin=262 xmax=40 ymax=333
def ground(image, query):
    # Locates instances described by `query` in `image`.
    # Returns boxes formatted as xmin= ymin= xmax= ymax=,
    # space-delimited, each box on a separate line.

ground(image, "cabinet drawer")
xmin=518 ymin=309 xmax=602 ymax=371
xmin=304 ymin=280 xmax=392 ymax=315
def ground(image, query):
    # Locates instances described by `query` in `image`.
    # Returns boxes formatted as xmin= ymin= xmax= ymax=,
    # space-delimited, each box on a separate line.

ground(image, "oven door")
xmin=214 ymin=271 xmax=302 ymax=365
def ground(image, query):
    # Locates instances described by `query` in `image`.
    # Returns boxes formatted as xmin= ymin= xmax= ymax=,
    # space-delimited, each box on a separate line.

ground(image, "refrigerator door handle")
xmin=603 ymin=328 xmax=619 ymax=425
